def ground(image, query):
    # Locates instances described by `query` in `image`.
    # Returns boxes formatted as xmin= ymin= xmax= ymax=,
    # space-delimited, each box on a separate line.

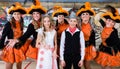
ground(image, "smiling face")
xmin=32 ymin=12 xmax=41 ymax=21
xmin=80 ymin=12 xmax=90 ymax=23
xmin=43 ymin=17 xmax=51 ymax=29
xmin=12 ymin=12 xmax=21 ymax=21
xmin=69 ymin=18 xmax=78 ymax=28
xmin=57 ymin=15 xmax=65 ymax=23
xmin=105 ymin=19 xmax=115 ymax=27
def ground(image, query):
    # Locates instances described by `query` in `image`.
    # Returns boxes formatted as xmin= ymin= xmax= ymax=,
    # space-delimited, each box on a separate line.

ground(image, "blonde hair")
xmin=41 ymin=15 xmax=54 ymax=38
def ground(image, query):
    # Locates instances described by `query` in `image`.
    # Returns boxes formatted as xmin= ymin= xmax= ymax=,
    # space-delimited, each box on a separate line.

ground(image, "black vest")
xmin=64 ymin=30 xmax=81 ymax=55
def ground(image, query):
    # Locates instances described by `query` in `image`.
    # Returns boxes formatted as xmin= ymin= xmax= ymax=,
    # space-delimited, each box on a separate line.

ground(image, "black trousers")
xmin=64 ymin=54 xmax=81 ymax=69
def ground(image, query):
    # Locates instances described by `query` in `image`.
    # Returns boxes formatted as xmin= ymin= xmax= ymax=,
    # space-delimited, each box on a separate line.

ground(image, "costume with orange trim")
xmin=81 ymin=23 xmax=96 ymax=61
xmin=18 ymin=23 xmax=40 ymax=60
xmin=95 ymin=12 xmax=120 ymax=67
xmin=76 ymin=2 xmax=96 ymax=61
xmin=52 ymin=6 xmax=69 ymax=17
xmin=55 ymin=20 xmax=69 ymax=58
xmin=15 ymin=0 xmax=47 ymax=60
xmin=0 ymin=2 xmax=31 ymax=63
xmin=52 ymin=6 xmax=69 ymax=44
xmin=56 ymin=19 xmax=69 ymax=42
xmin=52 ymin=6 xmax=69 ymax=53
xmin=76 ymin=2 xmax=95 ymax=16
xmin=52 ymin=6 xmax=69 ymax=69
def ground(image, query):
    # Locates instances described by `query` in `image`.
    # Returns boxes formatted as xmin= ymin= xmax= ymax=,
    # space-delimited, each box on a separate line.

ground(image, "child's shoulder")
xmin=50 ymin=29 xmax=56 ymax=34
xmin=37 ymin=28 xmax=43 ymax=34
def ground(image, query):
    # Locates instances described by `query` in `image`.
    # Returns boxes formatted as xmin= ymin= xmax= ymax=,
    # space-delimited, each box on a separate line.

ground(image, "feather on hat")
xmin=28 ymin=0 xmax=47 ymax=14
xmin=76 ymin=2 xmax=95 ymax=16
xmin=52 ymin=6 xmax=69 ymax=17
xmin=8 ymin=2 xmax=26 ymax=14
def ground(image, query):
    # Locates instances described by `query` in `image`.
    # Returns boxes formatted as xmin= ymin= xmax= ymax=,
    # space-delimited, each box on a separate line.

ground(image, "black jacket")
xmin=0 ymin=22 xmax=17 ymax=49
xmin=85 ymin=30 xmax=96 ymax=47
xmin=16 ymin=23 xmax=38 ymax=48
xmin=99 ymin=28 xmax=120 ymax=55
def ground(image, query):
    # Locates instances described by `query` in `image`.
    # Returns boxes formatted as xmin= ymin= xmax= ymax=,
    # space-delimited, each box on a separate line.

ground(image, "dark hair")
xmin=10 ymin=17 xmax=24 ymax=30
xmin=79 ymin=5 xmax=85 ymax=9
xmin=105 ymin=5 xmax=117 ymax=16
xmin=55 ymin=19 xmax=68 ymax=27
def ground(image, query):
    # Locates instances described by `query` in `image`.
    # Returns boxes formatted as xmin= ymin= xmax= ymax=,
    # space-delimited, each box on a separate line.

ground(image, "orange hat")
xmin=52 ymin=6 xmax=69 ymax=17
xmin=76 ymin=2 xmax=95 ymax=16
xmin=102 ymin=12 xmax=120 ymax=23
xmin=28 ymin=0 xmax=47 ymax=14
xmin=104 ymin=5 xmax=119 ymax=16
xmin=115 ymin=16 xmax=120 ymax=23
xmin=8 ymin=2 xmax=26 ymax=14
xmin=53 ymin=6 xmax=62 ymax=11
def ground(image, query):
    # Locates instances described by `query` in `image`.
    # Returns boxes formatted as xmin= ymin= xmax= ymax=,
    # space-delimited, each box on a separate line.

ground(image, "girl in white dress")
xmin=36 ymin=15 xmax=58 ymax=69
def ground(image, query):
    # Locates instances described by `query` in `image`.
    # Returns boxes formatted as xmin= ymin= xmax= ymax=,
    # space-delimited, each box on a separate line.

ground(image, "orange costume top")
xmin=101 ymin=27 xmax=113 ymax=46
xmin=81 ymin=23 xmax=96 ymax=61
xmin=0 ymin=22 xmax=30 ymax=63
xmin=12 ymin=21 xmax=23 ymax=39
xmin=17 ymin=22 xmax=41 ymax=60
xmin=57 ymin=23 xmax=69 ymax=39
xmin=81 ymin=23 xmax=92 ymax=41
xmin=95 ymin=27 xmax=120 ymax=66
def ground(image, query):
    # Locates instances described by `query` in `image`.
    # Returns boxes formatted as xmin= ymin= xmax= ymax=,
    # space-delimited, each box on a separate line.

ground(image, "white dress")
xmin=36 ymin=28 xmax=58 ymax=69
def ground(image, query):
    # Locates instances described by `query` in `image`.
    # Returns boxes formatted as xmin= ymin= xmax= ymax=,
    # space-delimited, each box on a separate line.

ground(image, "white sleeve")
xmin=80 ymin=31 xmax=85 ymax=61
xmin=60 ymin=31 xmax=65 ymax=61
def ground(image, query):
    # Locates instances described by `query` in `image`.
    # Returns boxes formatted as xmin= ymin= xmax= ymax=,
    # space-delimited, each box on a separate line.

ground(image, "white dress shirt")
xmin=60 ymin=28 xmax=85 ymax=61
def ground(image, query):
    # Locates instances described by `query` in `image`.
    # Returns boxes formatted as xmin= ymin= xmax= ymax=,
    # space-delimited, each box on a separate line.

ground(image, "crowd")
xmin=0 ymin=0 xmax=120 ymax=69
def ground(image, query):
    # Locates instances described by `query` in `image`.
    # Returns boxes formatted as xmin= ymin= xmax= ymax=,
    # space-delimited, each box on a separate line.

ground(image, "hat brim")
xmin=29 ymin=8 xmax=46 ymax=14
xmin=78 ymin=10 xmax=94 ymax=16
xmin=115 ymin=19 xmax=120 ymax=23
xmin=53 ymin=12 xmax=68 ymax=17
xmin=76 ymin=8 xmax=95 ymax=16
xmin=103 ymin=15 xmax=113 ymax=20
xmin=103 ymin=15 xmax=120 ymax=23
xmin=52 ymin=8 xmax=69 ymax=17
xmin=9 ymin=9 xmax=26 ymax=14
xmin=28 ymin=5 xmax=47 ymax=14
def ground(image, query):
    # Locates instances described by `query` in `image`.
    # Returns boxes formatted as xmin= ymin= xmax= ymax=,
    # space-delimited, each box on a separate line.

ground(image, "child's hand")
xmin=60 ymin=60 xmax=66 ymax=67
xmin=36 ymin=42 xmax=41 ymax=48
xmin=52 ymin=51 xmax=58 ymax=59
xmin=78 ymin=60 xmax=83 ymax=67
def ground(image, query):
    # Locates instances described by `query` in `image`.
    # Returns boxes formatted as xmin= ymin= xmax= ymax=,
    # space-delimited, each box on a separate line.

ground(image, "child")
xmin=36 ymin=15 xmax=58 ymax=69
xmin=60 ymin=12 xmax=85 ymax=69
xmin=95 ymin=12 xmax=120 ymax=69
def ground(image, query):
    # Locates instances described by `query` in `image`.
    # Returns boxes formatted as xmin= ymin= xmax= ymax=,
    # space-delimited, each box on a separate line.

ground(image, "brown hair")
xmin=32 ymin=12 xmax=42 ymax=29
xmin=41 ymin=15 xmax=54 ymax=37
xmin=32 ymin=12 xmax=42 ymax=22
xmin=10 ymin=17 xmax=24 ymax=30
